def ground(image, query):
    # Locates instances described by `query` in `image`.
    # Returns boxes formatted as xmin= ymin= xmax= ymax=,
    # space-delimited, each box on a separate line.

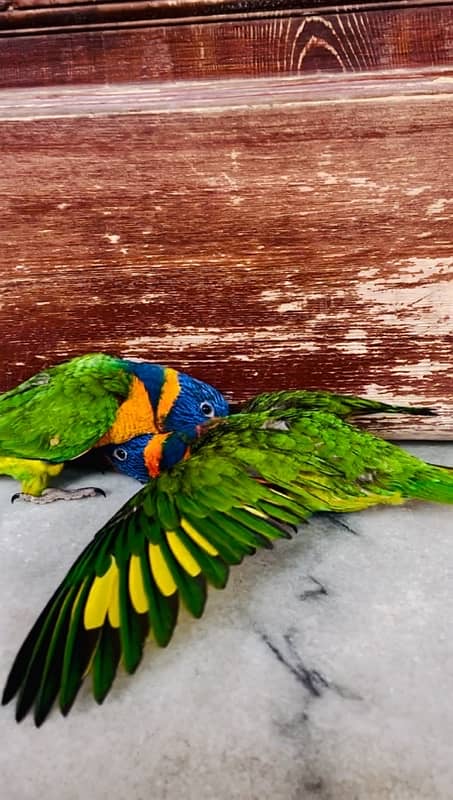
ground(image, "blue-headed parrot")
xmin=0 ymin=353 xmax=228 ymax=502
xmin=2 ymin=392 xmax=451 ymax=725
xmin=102 ymin=388 xmax=435 ymax=481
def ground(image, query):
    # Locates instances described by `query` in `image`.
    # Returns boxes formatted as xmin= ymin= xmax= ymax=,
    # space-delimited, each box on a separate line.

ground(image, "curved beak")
xmin=195 ymin=417 xmax=225 ymax=437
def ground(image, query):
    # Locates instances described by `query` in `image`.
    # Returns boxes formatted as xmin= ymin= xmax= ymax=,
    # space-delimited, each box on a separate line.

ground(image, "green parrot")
xmin=0 ymin=353 xmax=228 ymax=502
xmin=3 ymin=399 xmax=452 ymax=725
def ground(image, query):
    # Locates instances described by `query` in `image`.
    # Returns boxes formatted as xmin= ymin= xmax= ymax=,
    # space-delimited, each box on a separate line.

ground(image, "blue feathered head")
xmin=102 ymin=432 xmax=190 ymax=482
xmin=124 ymin=361 xmax=229 ymax=433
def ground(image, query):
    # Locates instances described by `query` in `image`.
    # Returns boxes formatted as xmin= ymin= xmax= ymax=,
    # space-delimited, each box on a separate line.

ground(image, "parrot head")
xmin=164 ymin=372 xmax=229 ymax=432
xmin=124 ymin=361 xmax=229 ymax=432
xmin=102 ymin=431 xmax=192 ymax=482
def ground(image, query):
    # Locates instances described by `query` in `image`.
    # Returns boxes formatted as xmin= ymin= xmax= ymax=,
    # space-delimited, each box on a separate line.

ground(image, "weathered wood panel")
xmin=1 ymin=5 xmax=453 ymax=88
xmin=0 ymin=72 xmax=452 ymax=436
xmin=0 ymin=0 xmax=428 ymax=12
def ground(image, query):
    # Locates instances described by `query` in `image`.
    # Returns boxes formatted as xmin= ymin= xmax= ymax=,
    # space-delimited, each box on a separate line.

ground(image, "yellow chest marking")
xmin=96 ymin=376 xmax=158 ymax=446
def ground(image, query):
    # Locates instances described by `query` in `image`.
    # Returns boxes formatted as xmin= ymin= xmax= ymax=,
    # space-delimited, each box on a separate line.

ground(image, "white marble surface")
xmin=1 ymin=442 xmax=453 ymax=800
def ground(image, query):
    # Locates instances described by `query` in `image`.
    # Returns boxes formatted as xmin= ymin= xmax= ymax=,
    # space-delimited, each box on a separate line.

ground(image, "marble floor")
xmin=1 ymin=442 xmax=452 ymax=800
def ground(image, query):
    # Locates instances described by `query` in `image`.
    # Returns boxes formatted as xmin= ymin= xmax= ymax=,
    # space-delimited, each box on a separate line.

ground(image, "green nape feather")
xmin=0 ymin=354 xmax=131 ymax=495
xmin=3 ymin=408 xmax=453 ymax=724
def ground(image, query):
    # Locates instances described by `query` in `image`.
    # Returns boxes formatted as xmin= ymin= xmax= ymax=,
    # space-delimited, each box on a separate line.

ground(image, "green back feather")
xmin=0 ymin=354 xmax=131 ymax=462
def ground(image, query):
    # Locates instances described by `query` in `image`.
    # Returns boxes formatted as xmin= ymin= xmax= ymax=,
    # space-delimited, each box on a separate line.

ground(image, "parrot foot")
xmin=11 ymin=487 xmax=106 ymax=504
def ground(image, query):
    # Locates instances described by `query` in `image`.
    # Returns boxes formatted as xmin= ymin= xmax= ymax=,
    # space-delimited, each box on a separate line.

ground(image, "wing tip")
xmin=15 ymin=700 xmax=31 ymax=724
xmin=1 ymin=685 xmax=15 ymax=706
xmin=34 ymin=707 xmax=50 ymax=728
xmin=394 ymin=405 xmax=437 ymax=418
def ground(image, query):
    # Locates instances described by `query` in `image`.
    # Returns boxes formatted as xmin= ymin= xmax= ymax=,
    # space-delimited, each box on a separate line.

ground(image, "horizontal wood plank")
xmin=6 ymin=0 xmax=453 ymax=19
xmin=0 ymin=72 xmax=452 ymax=436
xmin=1 ymin=69 xmax=453 ymax=119
xmin=2 ymin=0 xmax=434 ymax=13
xmin=1 ymin=5 xmax=453 ymax=87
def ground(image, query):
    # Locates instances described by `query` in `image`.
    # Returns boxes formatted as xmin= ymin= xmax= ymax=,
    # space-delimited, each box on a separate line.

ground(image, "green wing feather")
xmin=234 ymin=389 xmax=436 ymax=419
xmin=0 ymin=353 xmax=132 ymax=462
xmin=4 ymin=409 xmax=453 ymax=724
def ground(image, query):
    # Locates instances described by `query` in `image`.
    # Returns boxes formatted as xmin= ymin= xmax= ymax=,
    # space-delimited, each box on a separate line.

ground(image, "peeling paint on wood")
xmin=0 ymin=72 xmax=452 ymax=437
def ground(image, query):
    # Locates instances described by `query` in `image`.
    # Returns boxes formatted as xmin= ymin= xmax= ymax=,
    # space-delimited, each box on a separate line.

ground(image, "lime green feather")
xmin=0 ymin=353 xmax=131 ymax=463
xmin=4 ymin=407 xmax=453 ymax=724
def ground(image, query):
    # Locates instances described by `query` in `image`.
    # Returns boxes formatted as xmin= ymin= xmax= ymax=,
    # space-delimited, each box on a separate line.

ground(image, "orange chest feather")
xmin=96 ymin=376 xmax=158 ymax=446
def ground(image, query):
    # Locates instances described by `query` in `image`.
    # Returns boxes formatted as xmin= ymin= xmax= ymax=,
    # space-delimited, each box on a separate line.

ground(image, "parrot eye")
xmin=200 ymin=401 xmax=215 ymax=418
xmin=113 ymin=447 xmax=128 ymax=462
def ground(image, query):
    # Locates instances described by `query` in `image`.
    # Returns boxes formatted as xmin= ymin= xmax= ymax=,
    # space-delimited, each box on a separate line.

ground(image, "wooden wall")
xmin=0 ymin=1 xmax=452 ymax=436
xmin=1 ymin=4 xmax=453 ymax=87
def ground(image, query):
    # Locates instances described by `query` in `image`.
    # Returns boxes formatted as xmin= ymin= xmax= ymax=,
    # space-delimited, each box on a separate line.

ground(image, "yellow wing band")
xmin=180 ymin=518 xmax=219 ymax=556
xmin=129 ymin=554 xmax=149 ymax=614
xmin=84 ymin=560 xmax=119 ymax=629
xmin=166 ymin=531 xmax=201 ymax=577
xmin=149 ymin=544 xmax=177 ymax=596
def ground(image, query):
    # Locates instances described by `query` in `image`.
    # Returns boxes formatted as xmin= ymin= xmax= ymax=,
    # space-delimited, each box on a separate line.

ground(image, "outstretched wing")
xmin=2 ymin=435 xmax=306 ymax=725
xmin=3 ymin=408 xmax=420 ymax=725
xmin=232 ymin=389 xmax=436 ymax=419
xmin=0 ymin=354 xmax=131 ymax=461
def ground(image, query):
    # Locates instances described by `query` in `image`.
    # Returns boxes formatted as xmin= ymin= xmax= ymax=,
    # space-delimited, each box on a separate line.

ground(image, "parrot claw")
xmin=11 ymin=487 xmax=106 ymax=504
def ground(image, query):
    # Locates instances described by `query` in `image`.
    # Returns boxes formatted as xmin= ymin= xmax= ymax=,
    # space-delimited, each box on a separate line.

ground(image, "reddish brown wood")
xmin=0 ymin=5 xmax=453 ymax=87
xmin=0 ymin=72 xmax=452 ymax=437
xmin=0 ymin=0 xmax=431 ymax=11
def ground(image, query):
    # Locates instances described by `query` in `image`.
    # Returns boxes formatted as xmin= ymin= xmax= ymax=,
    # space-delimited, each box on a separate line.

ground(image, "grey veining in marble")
xmin=1 ymin=443 xmax=452 ymax=800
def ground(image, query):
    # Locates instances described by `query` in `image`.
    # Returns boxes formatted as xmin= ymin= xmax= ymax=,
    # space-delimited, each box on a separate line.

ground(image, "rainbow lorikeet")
xmin=0 ymin=353 xmax=228 ymax=502
xmin=102 ymin=390 xmax=435 ymax=480
xmin=2 ymin=395 xmax=451 ymax=725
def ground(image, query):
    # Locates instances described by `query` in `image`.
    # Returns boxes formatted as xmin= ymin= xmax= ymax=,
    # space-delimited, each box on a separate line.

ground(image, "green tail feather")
xmin=405 ymin=464 xmax=453 ymax=505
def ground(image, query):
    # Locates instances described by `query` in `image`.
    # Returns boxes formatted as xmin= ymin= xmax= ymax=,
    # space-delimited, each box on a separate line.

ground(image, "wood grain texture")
xmin=0 ymin=72 xmax=452 ymax=436
xmin=1 ymin=5 xmax=453 ymax=87
xmin=3 ymin=0 xmax=440 ymax=13
xmin=4 ymin=0 xmax=453 ymax=19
